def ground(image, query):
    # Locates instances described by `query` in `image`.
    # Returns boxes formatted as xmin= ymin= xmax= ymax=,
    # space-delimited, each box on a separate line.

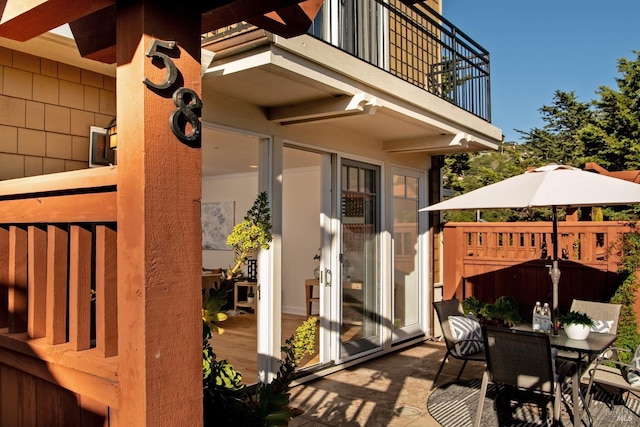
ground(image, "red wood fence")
xmin=0 ymin=168 xmax=117 ymax=425
xmin=442 ymin=221 xmax=640 ymax=324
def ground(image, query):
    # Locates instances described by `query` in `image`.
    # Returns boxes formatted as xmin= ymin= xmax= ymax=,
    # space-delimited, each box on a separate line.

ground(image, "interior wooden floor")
xmin=210 ymin=313 xmax=320 ymax=385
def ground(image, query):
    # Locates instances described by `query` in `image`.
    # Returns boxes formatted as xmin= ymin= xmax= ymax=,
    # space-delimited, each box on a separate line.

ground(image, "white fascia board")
xmin=205 ymin=47 xmax=273 ymax=77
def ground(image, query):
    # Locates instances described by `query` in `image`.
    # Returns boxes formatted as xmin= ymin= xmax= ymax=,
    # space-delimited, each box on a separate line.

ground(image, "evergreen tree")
xmin=443 ymin=144 xmax=531 ymax=222
xmin=443 ymin=51 xmax=640 ymax=222
xmin=580 ymin=50 xmax=640 ymax=170
xmin=518 ymin=90 xmax=594 ymax=166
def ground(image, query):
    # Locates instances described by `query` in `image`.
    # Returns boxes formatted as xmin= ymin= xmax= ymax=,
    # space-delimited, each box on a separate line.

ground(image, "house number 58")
xmin=143 ymin=39 xmax=202 ymax=147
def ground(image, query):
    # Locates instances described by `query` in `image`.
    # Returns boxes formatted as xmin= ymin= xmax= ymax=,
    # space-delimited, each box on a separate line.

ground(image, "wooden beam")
xmin=200 ymin=0 xmax=307 ymax=33
xmin=71 ymin=0 xmax=315 ymax=64
xmin=0 ymin=0 xmax=323 ymax=63
xmin=69 ymin=4 xmax=116 ymax=63
xmin=0 ymin=0 xmax=113 ymax=41
xmin=0 ymin=193 xmax=117 ymax=223
xmin=0 ymin=167 xmax=116 ymax=198
xmin=247 ymin=0 xmax=323 ymax=38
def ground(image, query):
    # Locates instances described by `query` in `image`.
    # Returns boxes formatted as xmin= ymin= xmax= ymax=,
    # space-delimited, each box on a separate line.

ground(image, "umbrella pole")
xmin=550 ymin=206 xmax=560 ymax=336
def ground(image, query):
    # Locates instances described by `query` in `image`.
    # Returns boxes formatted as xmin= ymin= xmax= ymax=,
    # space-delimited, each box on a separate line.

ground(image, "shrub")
xmin=203 ymin=317 xmax=318 ymax=426
xmin=609 ymin=224 xmax=640 ymax=363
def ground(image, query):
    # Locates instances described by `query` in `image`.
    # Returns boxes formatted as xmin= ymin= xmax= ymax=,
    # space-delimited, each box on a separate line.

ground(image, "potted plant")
xmin=560 ymin=310 xmax=594 ymax=340
xmin=463 ymin=296 xmax=523 ymax=327
xmin=246 ymin=287 xmax=255 ymax=304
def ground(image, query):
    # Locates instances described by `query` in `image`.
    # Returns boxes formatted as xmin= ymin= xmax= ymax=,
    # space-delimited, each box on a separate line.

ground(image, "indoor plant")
xmin=560 ymin=310 xmax=594 ymax=340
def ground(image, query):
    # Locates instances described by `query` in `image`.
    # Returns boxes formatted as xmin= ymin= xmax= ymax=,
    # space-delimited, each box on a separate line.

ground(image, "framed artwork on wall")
xmin=201 ymin=201 xmax=235 ymax=250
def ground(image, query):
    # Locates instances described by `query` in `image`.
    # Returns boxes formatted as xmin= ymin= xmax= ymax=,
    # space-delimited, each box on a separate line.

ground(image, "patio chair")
xmin=583 ymin=344 xmax=640 ymax=411
xmin=557 ymin=299 xmax=622 ymax=364
xmin=570 ymin=299 xmax=622 ymax=335
xmin=432 ymin=298 xmax=485 ymax=390
xmin=474 ymin=326 xmax=564 ymax=427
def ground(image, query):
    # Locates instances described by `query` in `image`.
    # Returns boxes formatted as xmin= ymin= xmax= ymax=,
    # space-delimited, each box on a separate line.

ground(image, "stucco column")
xmin=115 ymin=1 xmax=202 ymax=424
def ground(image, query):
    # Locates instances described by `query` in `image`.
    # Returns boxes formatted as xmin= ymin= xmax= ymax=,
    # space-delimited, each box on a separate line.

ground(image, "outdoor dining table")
xmin=511 ymin=325 xmax=617 ymax=424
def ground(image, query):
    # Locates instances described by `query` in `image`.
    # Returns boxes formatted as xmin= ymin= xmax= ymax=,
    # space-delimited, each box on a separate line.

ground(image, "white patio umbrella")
xmin=421 ymin=164 xmax=640 ymax=335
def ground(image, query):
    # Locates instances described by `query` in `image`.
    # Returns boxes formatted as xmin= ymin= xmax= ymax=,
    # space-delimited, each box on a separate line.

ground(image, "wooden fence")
xmin=0 ymin=168 xmax=117 ymax=425
xmin=442 ymin=221 xmax=640 ymax=323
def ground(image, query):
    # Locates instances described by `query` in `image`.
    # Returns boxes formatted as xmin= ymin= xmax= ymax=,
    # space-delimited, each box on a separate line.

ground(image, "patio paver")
xmin=288 ymin=340 xmax=486 ymax=426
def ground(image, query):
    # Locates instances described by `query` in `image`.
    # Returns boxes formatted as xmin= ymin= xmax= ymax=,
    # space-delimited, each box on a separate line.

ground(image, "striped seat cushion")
xmin=449 ymin=315 xmax=484 ymax=356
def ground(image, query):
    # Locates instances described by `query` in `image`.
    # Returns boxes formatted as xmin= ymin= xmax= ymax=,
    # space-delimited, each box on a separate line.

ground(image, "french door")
xmin=280 ymin=150 xmax=383 ymax=366
xmin=339 ymin=159 xmax=381 ymax=358
xmin=392 ymin=168 xmax=426 ymax=341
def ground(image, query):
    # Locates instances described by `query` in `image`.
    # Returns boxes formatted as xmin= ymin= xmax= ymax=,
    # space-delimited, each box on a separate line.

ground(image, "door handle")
xmin=325 ymin=269 xmax=332 ymax=286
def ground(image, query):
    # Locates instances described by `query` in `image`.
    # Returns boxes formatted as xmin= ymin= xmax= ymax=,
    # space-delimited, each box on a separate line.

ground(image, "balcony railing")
xmin=383 ymin=1 xmax=490 ymax=121
xmin=202 ymin=1 xmax=491 ymax=121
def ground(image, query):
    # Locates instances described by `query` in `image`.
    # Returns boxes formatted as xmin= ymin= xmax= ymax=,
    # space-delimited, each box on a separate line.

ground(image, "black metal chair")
xmin=474 ymin=326 xmax=564 ymax=427
xmin=432 ymin=298 xmax=485 ymax=390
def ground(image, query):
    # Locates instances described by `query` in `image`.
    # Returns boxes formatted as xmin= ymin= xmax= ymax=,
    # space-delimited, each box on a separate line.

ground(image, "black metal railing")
xmin=370 ymin=0 xmax=490 ymax=121
xmin=202 ymin=1 xmax=491 ymax=121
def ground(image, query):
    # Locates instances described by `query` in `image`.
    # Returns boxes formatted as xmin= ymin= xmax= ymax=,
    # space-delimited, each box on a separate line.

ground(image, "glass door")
xmin=281 ymin=146 xmax=333 ymax=372
xmin=340 ymin=159 xmax=381 ymax=358
xmin=392 ymin=170 xmax=425 ymax=341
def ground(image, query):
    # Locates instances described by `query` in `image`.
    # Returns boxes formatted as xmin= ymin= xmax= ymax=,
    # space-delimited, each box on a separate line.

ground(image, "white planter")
xmin=564 ymin=323 xmax=591 ymax=340
xmin=247 ymin=296 xmax=255 ymax=304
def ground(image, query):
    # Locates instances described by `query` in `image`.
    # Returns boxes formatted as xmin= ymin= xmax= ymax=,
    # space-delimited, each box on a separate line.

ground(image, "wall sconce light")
xmin=106 ymin=118 xmax=117 ymax=149
xmin=104 ymin=118 xmax=117 ymax=164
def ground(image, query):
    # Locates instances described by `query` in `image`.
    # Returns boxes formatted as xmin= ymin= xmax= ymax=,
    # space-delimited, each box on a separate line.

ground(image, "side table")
xmin=305 ymin=278 xmax=320 ymax=317
xmin=234 ymin=281 xmax=257 ymax=313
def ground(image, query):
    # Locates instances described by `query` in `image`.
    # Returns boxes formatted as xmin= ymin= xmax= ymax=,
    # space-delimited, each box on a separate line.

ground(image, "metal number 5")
xmin=142 ymin=39 xmax=178 ymax=90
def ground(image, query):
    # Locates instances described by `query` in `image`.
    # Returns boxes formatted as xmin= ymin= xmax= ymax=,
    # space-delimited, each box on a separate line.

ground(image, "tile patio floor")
xmin=288 ymin=339 xmax=485 ymax=426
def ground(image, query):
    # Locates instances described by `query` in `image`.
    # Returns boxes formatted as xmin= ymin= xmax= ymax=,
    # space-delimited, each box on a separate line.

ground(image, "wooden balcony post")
xmin=8 ymin=226 xmax=27 ymax=333
xmin=27 ymin=225 xmax=47 ymax=338
xmin=46 ymin=225 xmax=69 ymax=345
xmin=0 ymin=226 xmax=8 ymax=328
xmin=95 ymin=225 xmax=118 ymax=358
xmin=115 ymin=1 xmax=202 ymax=425
xmin=68 ymin=225 xmax=92 ymax=351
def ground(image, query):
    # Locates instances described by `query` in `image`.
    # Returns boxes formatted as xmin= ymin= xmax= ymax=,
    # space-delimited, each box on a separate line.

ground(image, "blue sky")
xmin=444 ymin=1 xmax=640 ymax=143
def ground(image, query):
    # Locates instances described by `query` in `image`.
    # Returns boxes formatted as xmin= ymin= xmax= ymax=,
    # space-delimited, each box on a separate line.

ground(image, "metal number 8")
xmin=170 ymin=87 xmax=202 ymax=147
